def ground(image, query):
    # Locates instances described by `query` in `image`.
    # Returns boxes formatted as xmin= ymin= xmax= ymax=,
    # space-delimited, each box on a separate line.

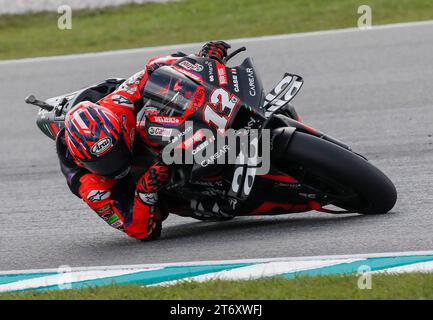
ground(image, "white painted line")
xmin=374 ymin=261 xmax=433 ymax=274
xmin=2 ymin=250 xmax=433 ymax=276
xmin=0 ymin=267 xmax=159 ymax=293
xmin=1 ymin=19 xmax=432 ymax=65
xmin=154 ymin=259 xmax=364 ymax=286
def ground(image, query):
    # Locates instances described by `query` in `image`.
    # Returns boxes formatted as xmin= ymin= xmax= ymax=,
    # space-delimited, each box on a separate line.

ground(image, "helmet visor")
xmin=80 ymin=138 xmax=132 ymax=179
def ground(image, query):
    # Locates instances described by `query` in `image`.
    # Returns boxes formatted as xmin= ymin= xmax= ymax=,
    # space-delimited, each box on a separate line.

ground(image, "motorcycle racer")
xmin=56 ymin=41 xmax=231 ymax=241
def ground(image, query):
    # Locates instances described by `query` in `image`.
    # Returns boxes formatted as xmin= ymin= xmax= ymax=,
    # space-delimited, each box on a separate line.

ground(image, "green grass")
xmin=1 ymin=273 xmax=433 ymax=299
xmin=0 ymin=0 xmax=432 ymax=60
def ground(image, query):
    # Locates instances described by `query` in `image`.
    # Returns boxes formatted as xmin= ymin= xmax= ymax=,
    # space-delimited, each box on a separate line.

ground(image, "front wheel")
xmin=273 ymin=130 xmax=397 ymax=214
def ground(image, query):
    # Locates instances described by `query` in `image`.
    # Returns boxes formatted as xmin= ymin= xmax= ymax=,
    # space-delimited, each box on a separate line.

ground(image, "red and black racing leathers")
xmin=57 ymin=42 xmax=230 ymax=241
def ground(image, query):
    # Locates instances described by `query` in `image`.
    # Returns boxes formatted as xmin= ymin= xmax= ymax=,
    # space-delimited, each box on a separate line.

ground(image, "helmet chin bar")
xmin=80 ymin=136 xmax=132 ymax=179
xmin=88 ymin=163 xmax=131 ymax=180
xmin=113 ymin=165 xmax=132 ymax=180
xmin=90 ymin=161 xmax=132 ymax=180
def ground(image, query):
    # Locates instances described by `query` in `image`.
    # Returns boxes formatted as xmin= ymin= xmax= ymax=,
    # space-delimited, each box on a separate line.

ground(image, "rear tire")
xmin=274 ymin=130 xmax=397 ymax=214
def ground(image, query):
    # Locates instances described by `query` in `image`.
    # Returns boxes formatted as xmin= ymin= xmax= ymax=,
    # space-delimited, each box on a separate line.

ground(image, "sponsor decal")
xmin=184 ymin=87 xmax=205 ymax=118
xmin=143 ymin=106 xmax=159 ymax=116
xmin=171 ymin=126 xmax=193 ymax=144
xmin=228 ymin=198 xmax=238 ymax=210
xmin=201 ymin=145 xmax=230 ymax=167
xmin=128 ymin=71 xmax=144 ymax=84
xmin=87 ymin=190 xmax=111 ymax=202
xmin=246 ymin=68 xmax=256 ymax=97
xmin=174 ymin=66 xmax=203 ymax=84
xmin=149 ymin=116 xmax=183 ymax=125
xmin=90 ymin=137 xmax=112 ymax=156
xmin=192 ymin=135 xmax=215 ymax=155
xmin=118 ymin=71 xmax=144 ymax=92
xmin=110 ymin=220 xmax=124 ymax=229
xmin=263 ymin=74 xmax=304 ymax=116
xmin=193 ymin=86 xmax=205 ymax=105
xmin=118 ymin=79 xmax=138 ymax=95
xmin=205 ymin=61 xmax=215 ymax=82
xmin=216 ymin=62 xmax=228 ymax=86
xmin=203 ymin=88 xmax=240 ymax=131
xmin=111 ymin=95 xmax=133 ymax=108
xmin=179 ymin=60 xmax=204 ymax=72
xmin=96 ymin=204 xmax=112 ymax=214
xmin=148 ymin=126 xmax=173 ymax=137
xmin=238 ymin=116 xmax=260 ymax=135
xmin=101 ymin=210 xmax=114 ymax=222
xmin=230 ymin=136 xmax=259 ymax=197
xmin=137 ymin=191 xmax=158 ymax=205
xmin=124 ymin=87 xmax=137 ymax=95
xmin=101 ymin=210 xmax=114 ymax=220
xmin=107 ymin=214 xmax=121 ymax=225
xmin=177 ymin=130 xmax=205 ymax=150
xmin=231 ymin=68 xmax=240 ymax=92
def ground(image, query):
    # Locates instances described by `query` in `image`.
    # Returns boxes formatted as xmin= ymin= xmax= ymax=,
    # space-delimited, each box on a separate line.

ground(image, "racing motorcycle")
xmin=25 ymin=46 xmax=397 ymax=221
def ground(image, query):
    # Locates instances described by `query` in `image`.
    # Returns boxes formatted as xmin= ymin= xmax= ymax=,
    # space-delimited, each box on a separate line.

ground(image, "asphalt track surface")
xmin=1 ymin=22 xmax=433 ymax=271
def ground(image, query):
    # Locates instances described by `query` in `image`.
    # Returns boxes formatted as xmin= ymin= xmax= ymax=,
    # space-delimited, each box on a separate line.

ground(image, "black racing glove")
xmin=198 ymin=41 xmax=231 ymax=62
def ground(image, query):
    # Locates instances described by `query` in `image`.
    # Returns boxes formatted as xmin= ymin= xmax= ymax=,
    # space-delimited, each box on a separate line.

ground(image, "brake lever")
xmin=224 ymin=46 xmax=246 ymax=63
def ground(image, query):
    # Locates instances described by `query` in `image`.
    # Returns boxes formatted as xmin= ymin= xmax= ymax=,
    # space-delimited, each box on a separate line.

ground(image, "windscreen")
xmin=142 ymin=66 xmax=201 ymax=117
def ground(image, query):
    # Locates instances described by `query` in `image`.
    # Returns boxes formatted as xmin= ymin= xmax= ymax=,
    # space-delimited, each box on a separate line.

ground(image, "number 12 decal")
xmin=203 ymin=88 xmax=240 ymax=131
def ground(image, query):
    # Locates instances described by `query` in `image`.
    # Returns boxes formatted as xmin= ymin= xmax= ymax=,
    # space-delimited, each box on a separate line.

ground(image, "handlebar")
xmin=25 ymin=95 xmax=55 ymax=111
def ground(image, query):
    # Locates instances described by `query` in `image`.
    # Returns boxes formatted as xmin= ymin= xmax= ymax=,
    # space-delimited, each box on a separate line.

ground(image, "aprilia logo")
xmin=179 ymin=60 xmax=204 ymax=72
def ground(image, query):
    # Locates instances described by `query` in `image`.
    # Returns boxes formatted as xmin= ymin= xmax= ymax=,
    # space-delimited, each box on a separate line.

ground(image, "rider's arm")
xmin=127 ymin=162 xmax=170 ymax=239
xmin=97 ymin=44 xmax=228 ymax=114
xmin=76 ymin=161 xmax=169 ymax=240
xmin=57 ymin=130 xmax=169 ymax=240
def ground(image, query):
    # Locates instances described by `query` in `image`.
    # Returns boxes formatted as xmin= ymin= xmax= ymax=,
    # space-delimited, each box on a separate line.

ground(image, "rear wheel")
xmin=273 ymin=130 xmax=397 ymax=214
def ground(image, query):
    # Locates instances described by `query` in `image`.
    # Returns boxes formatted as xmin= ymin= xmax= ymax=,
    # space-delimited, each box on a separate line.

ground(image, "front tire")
xmin=273 ymin=130 xmax=397 ymax=214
